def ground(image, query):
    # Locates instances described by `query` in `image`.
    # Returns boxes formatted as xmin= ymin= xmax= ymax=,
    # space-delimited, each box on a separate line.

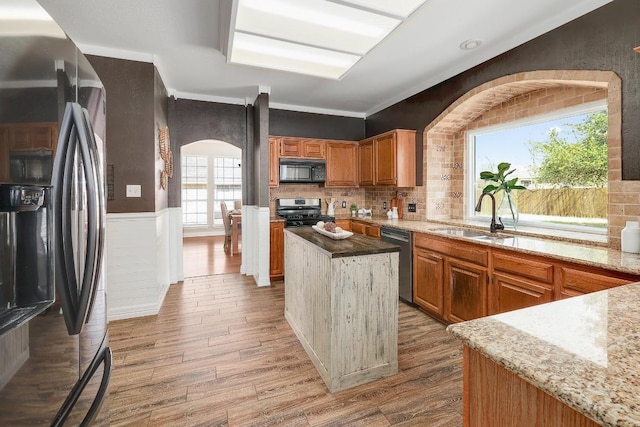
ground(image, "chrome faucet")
xmin=475 ymin=193 xmax=504 ymax=233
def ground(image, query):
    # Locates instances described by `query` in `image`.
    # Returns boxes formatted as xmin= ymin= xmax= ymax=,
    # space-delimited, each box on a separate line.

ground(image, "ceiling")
xmin=35 ymin=0 xmax=612 ymax=118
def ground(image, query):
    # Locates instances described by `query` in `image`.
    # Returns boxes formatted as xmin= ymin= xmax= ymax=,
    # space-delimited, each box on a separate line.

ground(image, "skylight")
xmin=227 ymin=0 xmax=428 ymax=79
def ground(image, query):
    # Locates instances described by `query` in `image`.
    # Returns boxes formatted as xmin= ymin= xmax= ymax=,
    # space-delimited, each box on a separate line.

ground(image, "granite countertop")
xmin=339 ymin=217 xmax=640 ymax=276
xmin=447 ymin=282 xmax=640 ymax=426
xmin=284 ymin=227 xmax=399 ymax=258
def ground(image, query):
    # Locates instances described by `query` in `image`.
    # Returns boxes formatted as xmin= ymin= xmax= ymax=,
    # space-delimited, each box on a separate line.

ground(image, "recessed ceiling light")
xmin=459 ymin=39 xmax=483 ymax=50
xmin=227 ymin=0 xmax=429 ymax=79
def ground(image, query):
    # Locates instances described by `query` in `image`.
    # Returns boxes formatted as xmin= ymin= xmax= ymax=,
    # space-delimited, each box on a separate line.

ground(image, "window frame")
xmin=465 ymin=100 xmax=608 ymax=235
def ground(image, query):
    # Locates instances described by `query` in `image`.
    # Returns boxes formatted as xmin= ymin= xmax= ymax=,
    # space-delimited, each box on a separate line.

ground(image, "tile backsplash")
xmin=270 ymin=184 xmax=366 ymax=216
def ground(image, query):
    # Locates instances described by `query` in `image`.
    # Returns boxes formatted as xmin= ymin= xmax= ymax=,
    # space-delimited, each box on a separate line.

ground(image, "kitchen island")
xmin=447 ymin=282 xmax=640 ymax=427
xmin=283 ymin=227 xmax=400 ymax=392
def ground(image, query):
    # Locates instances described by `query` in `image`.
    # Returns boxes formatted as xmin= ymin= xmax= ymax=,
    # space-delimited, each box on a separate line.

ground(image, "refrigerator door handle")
xmin=52 ymin=102 xmax=104 ymax=335
xmin=50 ymin=346 xmax=113 ymax=427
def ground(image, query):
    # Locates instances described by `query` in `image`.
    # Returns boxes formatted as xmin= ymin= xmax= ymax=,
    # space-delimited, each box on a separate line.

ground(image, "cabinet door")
xmin=414 ymin=248 xmax=445 ymax=318
xmin=334 ymin=219 xmax=351 ymax=231
xmin=9 ymin=127 xmax=31 ymax=150
xmin=279 ymin=138 xmax=301 ymax=157
xmin=325 ymin=142 xmax=358 ymax=187
xmin=365 ymin=225 xmax=380 ymax=239
xmin=30 ymin=126 xmax=54 ymax=150
xmin=268 ymin=137 xmax=279 ymax=187
xmin=358 ymin=140 xmax=374 ymax=186
xmin=351 ymin=221 xmax=366 ymax=235
xmin=375 ymin=133 xmax=397 ymax=185
xmin=269 ymin=222 xmax=284 ymax=280
xmin=490 ymin=273 xmax=553 ymax=315
xmin=303 ymin=140 xmax=325 ymax=158
xmin=445 ymin=258 xmax=488 ymax=323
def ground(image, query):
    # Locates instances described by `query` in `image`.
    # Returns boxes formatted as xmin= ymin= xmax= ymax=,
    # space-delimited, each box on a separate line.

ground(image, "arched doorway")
xmin=180 ymin=140 xmax=243 ymax=276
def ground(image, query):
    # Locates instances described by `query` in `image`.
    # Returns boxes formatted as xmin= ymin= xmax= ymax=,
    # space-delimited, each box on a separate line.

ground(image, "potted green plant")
xmin=350 ymin=203 xmax=358 ymax=218
xmin=479 ymin=162 xmax=526 ymax=228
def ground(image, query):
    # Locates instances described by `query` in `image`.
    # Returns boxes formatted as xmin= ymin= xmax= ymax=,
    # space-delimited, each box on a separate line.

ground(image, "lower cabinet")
xmin=334 ymin=219 xmax=351 ymax=231
xmin=269 ymin=221 xmax=284 ymax=281
xmin=489 ymin=249 xmax=554 ymax=315
xmin=413 ymin=248 xmax=444 ymax=319
xmin=351 ymin=220 xmax=380 ymax=238
xmin=445 ymin=258 xmax=488 ymax=323
xmin=413 ymin=232 xmax=640 ymax=324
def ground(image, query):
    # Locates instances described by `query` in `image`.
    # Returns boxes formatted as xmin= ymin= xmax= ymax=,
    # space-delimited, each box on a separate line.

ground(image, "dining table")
xmin=230 ymin=212 xmax=241 ymax=255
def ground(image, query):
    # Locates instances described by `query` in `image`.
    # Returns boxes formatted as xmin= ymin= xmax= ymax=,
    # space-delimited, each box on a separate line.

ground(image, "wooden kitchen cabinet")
xmin=414 ymin=233 xmax=488 ymax=323
xmin=269 ymin=137 xmax=279 ymax=188
xmin=413 ymin=247 xmax=445 ymax=319
xmin=358 ymin=140 xmax=374 ymax=186
xmin=7 ymin=124 xmax=57 ymax=151
xmin=556 ymin=264 xmax=635 ymax=298
xmin=445 ymin=257 xmax=489 ymax=323
xmin=334 ymin=219 xmax=351 ymax=231
xmin=358 ymin=129 xmax=416 ymax=187
xmin=325 ymin=142 xmax=358 ymax=187
xmin=489 ymin=250 xmax=554 ymax=315
xmin=270 ymin=221 xmax=284 ymax=281
xmin=351 ymin=220 xmax=380 ymax=238
xmin=278 ymin=138 xmax=325 ymax=159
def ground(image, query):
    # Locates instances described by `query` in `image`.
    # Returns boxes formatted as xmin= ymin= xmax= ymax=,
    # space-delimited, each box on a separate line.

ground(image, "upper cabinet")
xmin=269 ymin=137 xmax=279 ymax=188
xmin=279 ymin=138 xmax=325 ymax=159
xmin=6 ymin=124 xmax=58 ymax=151
xmin=325 ymin=142 xmax=358 ymax=187
xmin=359 ymin=129 xmax=416 ymax=187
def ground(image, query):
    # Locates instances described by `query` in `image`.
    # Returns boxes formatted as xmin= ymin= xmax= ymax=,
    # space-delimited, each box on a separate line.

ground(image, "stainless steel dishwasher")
xmin=380 ymin=226 xmax=413 ymax=304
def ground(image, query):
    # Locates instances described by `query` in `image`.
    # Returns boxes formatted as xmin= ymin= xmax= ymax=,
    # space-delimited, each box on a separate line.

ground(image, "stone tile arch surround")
xmin=422 ymin=70 xmax=630 ymax=248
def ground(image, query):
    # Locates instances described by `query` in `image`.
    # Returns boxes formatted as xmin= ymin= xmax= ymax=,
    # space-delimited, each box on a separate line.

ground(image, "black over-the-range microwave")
xmin=279 ymin=158 xmax=326 ymax=183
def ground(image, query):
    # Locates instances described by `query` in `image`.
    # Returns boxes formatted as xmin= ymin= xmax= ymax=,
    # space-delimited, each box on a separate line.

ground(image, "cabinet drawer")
xmin=492 ymin=251 xmax=553 ymax=284
xmin=415 ymin=233 xmax=488 ymax=267
xmin=334 ymin=219 xmax=351 ymax=231
xmin=366 ymin=225 xmax=380 ymax=238
xmin=558 ymin=266 xmax=632 ymax=297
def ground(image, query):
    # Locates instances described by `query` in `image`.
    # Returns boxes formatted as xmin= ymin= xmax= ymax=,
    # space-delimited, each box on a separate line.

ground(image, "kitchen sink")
xmin=432 ymin=228 xmax=515 ymax=243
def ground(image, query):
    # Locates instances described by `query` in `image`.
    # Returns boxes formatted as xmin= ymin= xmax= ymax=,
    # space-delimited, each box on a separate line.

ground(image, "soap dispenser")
xmin=621 ymin=221 xmax=640 ymax=253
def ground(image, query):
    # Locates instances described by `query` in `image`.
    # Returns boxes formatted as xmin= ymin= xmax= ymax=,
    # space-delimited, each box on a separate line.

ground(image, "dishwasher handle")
xmin=381 ymin=230 xmax=410 ymax=243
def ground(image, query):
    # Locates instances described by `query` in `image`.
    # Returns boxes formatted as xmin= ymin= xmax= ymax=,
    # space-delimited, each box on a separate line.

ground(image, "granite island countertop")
xmin=447 ymin=282 xmax=640 ymax=427
xmin=284 ymin=227 xmax=399 ymax=258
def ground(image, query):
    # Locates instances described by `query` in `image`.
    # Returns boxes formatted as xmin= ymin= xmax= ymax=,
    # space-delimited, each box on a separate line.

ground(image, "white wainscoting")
xmin=106 ymin=209 xmax=178 ymax=321
xmin=240 ymin=205 xmax=270 ymax=287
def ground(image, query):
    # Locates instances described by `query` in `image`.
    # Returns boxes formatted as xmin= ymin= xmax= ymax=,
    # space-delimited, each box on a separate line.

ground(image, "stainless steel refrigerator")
xmin=0 ymin=1 xmax=111 ymax=425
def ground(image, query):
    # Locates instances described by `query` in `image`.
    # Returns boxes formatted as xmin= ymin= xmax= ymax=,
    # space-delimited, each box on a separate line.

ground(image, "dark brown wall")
xmin=0 ymin=88 xmax=58 ymax=123
xmin=255 ymin=93 xmax=269 ymax=207
xmin=367 ymin=0 xmax=640 ymax=179
xmin=88 ymin=55 xmax=156 ymax=213
xmin=269 ymin=109 xmax=365 ymax=141
xmin=167 ymin=98 xmax=247 ymax=207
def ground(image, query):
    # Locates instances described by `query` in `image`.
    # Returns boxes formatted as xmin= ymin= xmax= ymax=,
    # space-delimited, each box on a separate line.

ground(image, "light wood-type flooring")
xmin=108 ymin=273 xmax=463 ymax=426
xmin=183 ymin=236 xmax=241 ymax=277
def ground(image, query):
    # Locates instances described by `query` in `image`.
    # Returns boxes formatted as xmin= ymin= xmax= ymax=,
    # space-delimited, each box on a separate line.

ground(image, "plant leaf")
xmin=479 ymin=171 xmax=497 ymax=180
xmin=497 ymin=162 xmax=511 ymax=174
xmin=482 ymin=184 xmax=499 ymax=193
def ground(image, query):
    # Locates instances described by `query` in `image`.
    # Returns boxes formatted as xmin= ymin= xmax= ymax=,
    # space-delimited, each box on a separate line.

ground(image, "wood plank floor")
xmin=108 ymin=274 xmax=463 ymax=426
xmin=183 ymin=236 xmax=241 ymax=277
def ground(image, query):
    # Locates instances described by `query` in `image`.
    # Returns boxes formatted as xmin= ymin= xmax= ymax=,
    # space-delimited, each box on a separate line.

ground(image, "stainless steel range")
xmin=276 ymin=198 xmax=335 ymax=227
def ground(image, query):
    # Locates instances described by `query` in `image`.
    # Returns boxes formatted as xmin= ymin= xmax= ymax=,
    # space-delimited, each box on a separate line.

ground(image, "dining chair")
xmin=220 ymin=202 xmax=232 ymax=253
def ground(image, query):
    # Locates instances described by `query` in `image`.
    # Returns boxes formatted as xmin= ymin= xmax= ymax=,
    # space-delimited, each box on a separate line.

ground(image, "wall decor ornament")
xmin=158 ymin=126 xmax=173 ymax=190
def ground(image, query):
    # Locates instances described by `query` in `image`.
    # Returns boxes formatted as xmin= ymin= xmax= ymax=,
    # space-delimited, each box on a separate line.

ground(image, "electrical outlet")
xmin=408 ymin=203 xmax=417 ymax=212
xmin=383 ymin=201 xmax=387 ymax=209
xmin=341 ymin=201 xmax=346 ymax=208
xmin=126 ymin=184 xmax=141 ymax=198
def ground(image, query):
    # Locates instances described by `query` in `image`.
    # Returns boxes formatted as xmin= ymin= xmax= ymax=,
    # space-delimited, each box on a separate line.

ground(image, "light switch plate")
xmin=126 ymin=184 xmax=141 ymax=198
xmin=408 ymin=203 xmax=417 ymax=212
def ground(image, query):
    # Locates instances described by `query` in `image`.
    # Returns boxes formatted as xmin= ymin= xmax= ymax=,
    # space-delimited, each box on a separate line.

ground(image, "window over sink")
xmin=466 ymin=100 xmax=608 ymax=234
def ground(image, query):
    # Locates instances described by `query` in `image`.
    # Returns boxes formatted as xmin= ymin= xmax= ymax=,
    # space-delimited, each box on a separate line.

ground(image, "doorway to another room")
xmin=181 ymin=140 xmax=242 ymax=278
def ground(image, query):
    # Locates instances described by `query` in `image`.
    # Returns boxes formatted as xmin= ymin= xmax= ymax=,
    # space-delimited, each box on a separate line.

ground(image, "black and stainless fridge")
xmin=0 ymin=1 xmax=111 ymax=425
